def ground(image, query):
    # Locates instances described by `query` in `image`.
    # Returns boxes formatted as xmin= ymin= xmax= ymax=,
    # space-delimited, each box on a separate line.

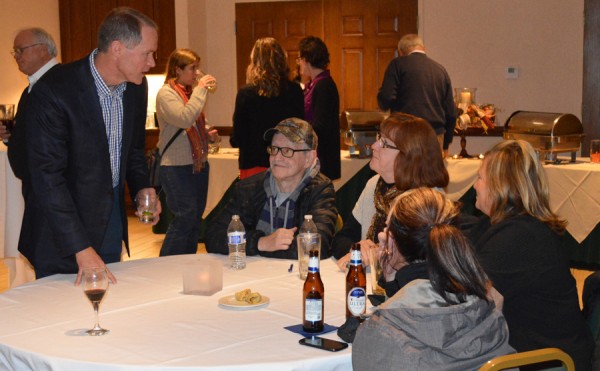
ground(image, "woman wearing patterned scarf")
xmin=332 ymin=112 xmax=449 ymax=270
xmin=155 ymin=49 xmax=219 ymax=256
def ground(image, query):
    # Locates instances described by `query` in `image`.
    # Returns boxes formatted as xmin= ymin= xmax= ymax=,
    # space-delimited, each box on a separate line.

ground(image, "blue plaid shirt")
xmin=89 ymin=49 xmax=127 ymax=188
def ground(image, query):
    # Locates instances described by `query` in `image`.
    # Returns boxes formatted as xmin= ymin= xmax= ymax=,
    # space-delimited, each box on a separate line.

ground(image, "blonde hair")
xmin=246 ymin=37 xmax=290 ymax=98
xmin=386 ymin=188 xmax=490 ymax=304
xmin=483 ymin=140 xmax=566 ymax=233
xmin=164 ymin=48 xmax=200 ymax=83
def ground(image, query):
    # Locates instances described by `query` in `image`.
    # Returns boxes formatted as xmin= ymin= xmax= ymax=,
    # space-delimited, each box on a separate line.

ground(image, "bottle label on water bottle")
xmin=228 ymin=231 xmax=245 ymax=244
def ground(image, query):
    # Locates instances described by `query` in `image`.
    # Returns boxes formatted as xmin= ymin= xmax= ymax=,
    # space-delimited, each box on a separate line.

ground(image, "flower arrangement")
xmin=455 ymin=104 xmax=497 ymax=134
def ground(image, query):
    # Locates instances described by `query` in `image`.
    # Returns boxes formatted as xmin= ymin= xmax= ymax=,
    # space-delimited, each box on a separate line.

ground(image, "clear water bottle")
xmin=297 ymin=215 xmax=320 ymax=279
xmin=227 ymin=215 xmax=246 ymax=270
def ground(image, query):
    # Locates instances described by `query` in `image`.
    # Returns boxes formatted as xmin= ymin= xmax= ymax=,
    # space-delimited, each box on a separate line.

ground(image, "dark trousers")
xmin=159 ymin=164 xmax=209 ymax=256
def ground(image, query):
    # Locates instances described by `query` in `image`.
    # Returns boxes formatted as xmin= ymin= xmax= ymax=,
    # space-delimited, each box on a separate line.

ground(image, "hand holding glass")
xmin=197 ymin=71 xmax=216 ymax=91
xmin=82 ymin=268 xmax=110 ymax=336
xmin=137 ymin=194 xmax=156 ymax=224
xmin=0 ymin=104 xmax=15 ymax=133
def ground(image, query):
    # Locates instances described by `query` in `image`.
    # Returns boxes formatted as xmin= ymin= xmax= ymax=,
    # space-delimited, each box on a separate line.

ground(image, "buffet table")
xmin=0 ymin=255 xmax=352 ymax=370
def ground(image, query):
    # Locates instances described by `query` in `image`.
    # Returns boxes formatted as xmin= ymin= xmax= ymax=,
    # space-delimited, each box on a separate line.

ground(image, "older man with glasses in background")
xmin=206 ymin=117 xmax=337 ymax=259
xmin=1 ymin=28 xmax=59 ymax=194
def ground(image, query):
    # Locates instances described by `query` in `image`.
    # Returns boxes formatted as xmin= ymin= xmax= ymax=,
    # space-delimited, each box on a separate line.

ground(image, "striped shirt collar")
xmin=89 ymin=49 xmax=127 ymax=97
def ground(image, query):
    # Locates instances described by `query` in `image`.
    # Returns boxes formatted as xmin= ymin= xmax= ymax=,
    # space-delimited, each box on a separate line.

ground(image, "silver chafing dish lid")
xmin=345 ymin=111 xmax=386 ymax=131
xmin=504 ymin=111 xmax=583 ymax=136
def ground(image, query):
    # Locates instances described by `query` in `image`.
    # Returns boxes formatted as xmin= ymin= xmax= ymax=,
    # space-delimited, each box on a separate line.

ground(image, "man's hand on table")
xmin=75 ymin=247 xmax=117 ymax=285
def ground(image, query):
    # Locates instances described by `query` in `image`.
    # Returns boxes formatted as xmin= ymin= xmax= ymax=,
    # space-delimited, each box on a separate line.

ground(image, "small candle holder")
xmin=182 ymin=258 xmax=223 ymax=295
xmin=454 ymin=88 xmax=477 ymax=158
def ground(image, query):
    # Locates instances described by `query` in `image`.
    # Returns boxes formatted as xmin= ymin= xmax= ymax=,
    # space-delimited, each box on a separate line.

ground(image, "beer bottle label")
xmin=350 ymin=249 xmax=362 ymax=265
xmin=308 ymin=256 xmax=319 ymax=273
xmin=304 ymin=299 xmax=323 ymax=321
xmin=347 ymin=287 xmax=366 ymax=316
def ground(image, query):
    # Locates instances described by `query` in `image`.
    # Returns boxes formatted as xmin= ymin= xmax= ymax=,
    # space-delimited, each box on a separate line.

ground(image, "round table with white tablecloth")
xmin=0 ymin=254 xmax=353 ymax=370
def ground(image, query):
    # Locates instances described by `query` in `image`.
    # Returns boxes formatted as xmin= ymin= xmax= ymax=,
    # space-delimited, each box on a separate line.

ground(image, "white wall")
xmin=0 ymin=0 xmax=60 ymax=104
xmin=0 ymin=0 xmax=585 ymax=154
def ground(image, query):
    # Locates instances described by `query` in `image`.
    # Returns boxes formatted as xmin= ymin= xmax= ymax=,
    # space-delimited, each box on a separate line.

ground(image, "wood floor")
xmin=0 ymin=218 xmax=594 ymax=309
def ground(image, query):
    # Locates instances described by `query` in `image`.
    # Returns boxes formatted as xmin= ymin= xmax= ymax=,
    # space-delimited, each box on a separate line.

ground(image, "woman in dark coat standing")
xmin=297 ymin=36 xmax=341 ymax=180
xmin=231 ymin=37 xmax=304 ymax=180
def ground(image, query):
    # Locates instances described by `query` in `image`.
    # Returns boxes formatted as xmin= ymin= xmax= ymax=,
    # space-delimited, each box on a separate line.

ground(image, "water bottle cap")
xmin=304 ymin=215 xmax=312 ymax=220
xmin=232 ymin=215 xmax=240 ymax=220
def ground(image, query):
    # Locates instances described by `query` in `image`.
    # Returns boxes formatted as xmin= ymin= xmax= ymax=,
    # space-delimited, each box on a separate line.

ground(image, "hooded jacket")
xmin=352 ymin=279 xmax=515 ymax=371
xmin=205 ymin=170 xmax=337 ymax=259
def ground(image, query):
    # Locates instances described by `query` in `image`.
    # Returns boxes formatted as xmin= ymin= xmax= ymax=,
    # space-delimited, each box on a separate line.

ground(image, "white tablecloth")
xmin=0 ymin=255 xmax=352 ymax=370
xmin=206 ymin=150 xmax=369 ymax=217
xmin=0 ymin=144 xmax=34 ymax=287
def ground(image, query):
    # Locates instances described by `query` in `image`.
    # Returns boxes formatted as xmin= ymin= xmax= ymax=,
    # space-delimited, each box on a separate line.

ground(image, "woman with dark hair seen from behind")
xmin=471 ymin=139 xmax=593 ymax=370
xmin=332 ymin=112 xmax=449 ymax=271
xmin=155 ymin=49 xmax=218 ymax=256
xmin=231 ymin=37 xmax=304 ymax=179
xmin=352 ymin=188 xmax=514 ymax=371
xmin=297 ymin=36 xmax=341 ymax=180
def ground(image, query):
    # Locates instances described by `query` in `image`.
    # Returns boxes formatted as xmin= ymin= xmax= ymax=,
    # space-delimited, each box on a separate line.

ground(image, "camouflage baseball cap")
xmin=263 ymin=117 xmax=318 ymax=150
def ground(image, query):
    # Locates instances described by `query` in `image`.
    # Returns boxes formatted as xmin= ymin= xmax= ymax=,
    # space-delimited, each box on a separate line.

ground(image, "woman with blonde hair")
xmin=352 ymin=188 xmax=513 ymax=370
xmin=231 ymin=37 xmax=304 ymax=179
xmin=155 ymin=48 xmax=218 ymax=256
xmin=472 ymin=140 xmax=593 ymax=370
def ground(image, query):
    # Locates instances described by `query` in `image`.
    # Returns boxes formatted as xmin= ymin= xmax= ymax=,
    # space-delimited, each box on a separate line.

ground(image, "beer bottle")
xmin=346 ymin=243 xmax=366 ymax=320
xmin=303 ymin=249 xmax=324 ymax=333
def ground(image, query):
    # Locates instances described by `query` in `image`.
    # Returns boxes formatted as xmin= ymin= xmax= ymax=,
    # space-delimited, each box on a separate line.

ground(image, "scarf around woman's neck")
xmin=169 ymin=79 xmax=208 ymax=172
xmin=366 ymin=177 xmax=402 ymax=243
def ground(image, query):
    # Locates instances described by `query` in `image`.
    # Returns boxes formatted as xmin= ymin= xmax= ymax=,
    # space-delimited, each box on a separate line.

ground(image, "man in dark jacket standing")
xmin=206 ymin=118 xmax=337 ymax=259
xmin=378 ymin=34 xmax=456 ymax=158
xmin=20 ymin=8 xmax=161 ymax=283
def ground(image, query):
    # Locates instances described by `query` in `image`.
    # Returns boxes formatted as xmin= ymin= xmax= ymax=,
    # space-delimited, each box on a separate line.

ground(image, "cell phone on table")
xmin=299 ymin=336 xmax=349 ymax=352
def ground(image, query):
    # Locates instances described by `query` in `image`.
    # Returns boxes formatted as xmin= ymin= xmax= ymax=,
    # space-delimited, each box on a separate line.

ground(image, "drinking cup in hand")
xmin=137 ymin=194 xmax=156 ymax=224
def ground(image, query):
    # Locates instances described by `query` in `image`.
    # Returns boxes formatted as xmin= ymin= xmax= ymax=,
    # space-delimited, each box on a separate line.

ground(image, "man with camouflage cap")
xmin=206 ymin=117 xmax=337 ymax=259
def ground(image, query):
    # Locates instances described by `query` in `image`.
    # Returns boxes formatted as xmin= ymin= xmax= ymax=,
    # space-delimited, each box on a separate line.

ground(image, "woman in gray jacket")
xmin=352 ymin=188 xmax=514 ymax=371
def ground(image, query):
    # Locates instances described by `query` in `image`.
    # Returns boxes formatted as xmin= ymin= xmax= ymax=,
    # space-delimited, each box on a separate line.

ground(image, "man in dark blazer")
xmin=377 ymin=34 xmax=456 ymax=158
xmin=2 ymin=28 xmax=59 ymax=197
xmin=20 ymin=7 xmax=161 ymax=283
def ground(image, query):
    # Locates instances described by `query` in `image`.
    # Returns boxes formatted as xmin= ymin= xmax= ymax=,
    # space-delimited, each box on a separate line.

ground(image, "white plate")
xmin=218 ymin=294 xmax=270 ymax=310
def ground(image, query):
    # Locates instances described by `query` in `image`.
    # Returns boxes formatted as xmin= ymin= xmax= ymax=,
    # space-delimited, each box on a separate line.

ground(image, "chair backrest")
xmin=479 ymin=348 xmax=575 ymax=371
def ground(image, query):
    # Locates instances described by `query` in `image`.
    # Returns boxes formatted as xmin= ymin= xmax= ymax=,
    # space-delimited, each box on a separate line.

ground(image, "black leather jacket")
xmin=205 ymin=171 xmax=337 ymax=259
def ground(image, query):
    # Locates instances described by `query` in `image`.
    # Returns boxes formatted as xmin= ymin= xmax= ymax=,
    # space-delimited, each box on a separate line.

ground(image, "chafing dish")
xmin=504 ymin=111 xmax=584 ymax=163
xmin=343 ymin=111 xmax=386 ymax=158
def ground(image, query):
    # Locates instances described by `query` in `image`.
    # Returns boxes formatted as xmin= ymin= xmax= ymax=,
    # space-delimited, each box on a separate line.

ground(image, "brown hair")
xmin=483 ymin=140 xmax=566 ymax=233
xmin=246 ymin=37 xmax=290 ymax=98
xmin=386 ymin=188 xmax=491 ymax=304
xmin=164 ymin=48 xmax=200 ymax=83
xmin=380 ymin=112 xmax=449 ymax=192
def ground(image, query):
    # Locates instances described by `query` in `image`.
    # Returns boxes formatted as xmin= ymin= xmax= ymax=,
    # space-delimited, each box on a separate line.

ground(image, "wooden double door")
xmin=235 ymin=0 xmax=418 ymax=117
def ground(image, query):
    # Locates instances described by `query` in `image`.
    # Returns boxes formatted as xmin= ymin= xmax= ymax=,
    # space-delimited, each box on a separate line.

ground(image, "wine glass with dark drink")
xmin=82 ymin=267 xmax=110 ymax=336
xmin=0 ymin=104 xmax=15 ymax=134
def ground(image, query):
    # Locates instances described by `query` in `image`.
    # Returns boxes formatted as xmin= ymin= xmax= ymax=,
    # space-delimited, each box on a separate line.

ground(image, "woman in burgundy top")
xmin=297 ymin=36 xmax=341 ymax=180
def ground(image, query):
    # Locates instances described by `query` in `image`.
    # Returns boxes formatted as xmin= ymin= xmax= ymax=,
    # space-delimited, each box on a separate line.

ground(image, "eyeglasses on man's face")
xmin=267 ymin=145 xmax=311 ymax=158
xmin=11 ymin=43 xmax=43 ymax=57
xmin=376 ymin=133 xmax=398 ymax=150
